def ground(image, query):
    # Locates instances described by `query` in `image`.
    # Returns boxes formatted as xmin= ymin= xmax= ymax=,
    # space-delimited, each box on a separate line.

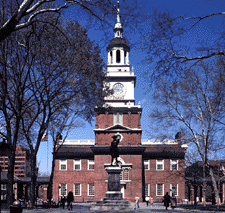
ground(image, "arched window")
xmin=110 ymin=51 xmax=113 ymax=64
xmin=116 ymin=50 xmax=120 ymax=63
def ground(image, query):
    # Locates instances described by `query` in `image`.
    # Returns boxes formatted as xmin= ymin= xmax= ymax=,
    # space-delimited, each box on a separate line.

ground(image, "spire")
xmin=116 ymin=1 xmax=121 ymax=24
xmin=114 ymin=1 xmax=123 ymax=38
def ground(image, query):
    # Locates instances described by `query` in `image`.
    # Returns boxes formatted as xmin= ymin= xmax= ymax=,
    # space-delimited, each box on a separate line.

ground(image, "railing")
xmin=58 ymin=140 xmax=95 ymax=145
xmin=141 ymin=139 xmax=178 ymax=145
xmin=58 ymin=139 xmax=179 ymax=146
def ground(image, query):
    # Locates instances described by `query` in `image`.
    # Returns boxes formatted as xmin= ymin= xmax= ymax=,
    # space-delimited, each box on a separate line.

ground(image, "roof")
xmin=55 ymin=144 xmax=185 ymax=158
xmin=107 ymin=38 xmax=130 ymax=52
xmin=55 ymin=146 xmax=94 ymax=158
xmin=143 ymin=145 xmax=186 ymax=158
xmin=0 ymin=171 xmax=50 ymax=183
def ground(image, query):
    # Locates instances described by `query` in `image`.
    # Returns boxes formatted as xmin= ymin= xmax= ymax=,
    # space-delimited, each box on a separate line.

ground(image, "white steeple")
xmin=114 ymin=1 xmax=122 ymax=38
xmin=107 ymin=1 xmax=130 ymax=67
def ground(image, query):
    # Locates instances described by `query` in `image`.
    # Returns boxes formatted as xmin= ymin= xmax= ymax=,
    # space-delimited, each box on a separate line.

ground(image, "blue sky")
xmin=37 ymin=0 xmax=225 ymax=174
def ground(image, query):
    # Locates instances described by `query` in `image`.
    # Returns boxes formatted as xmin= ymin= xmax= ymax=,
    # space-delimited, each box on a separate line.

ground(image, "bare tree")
xmin=141 ymin=8 xmax=225 ymax=82
xmin=149 ymin=59 xmax=225 ymax=204
xmin=0 ymin=17 xmax=106 ymax=206
xmin=18 ymin=20 xmax=106 ymax=206
xmin=47 ymin=112 xmax=84 ymax=204
xmin=0 ymin=0 xmax=147 ymax=42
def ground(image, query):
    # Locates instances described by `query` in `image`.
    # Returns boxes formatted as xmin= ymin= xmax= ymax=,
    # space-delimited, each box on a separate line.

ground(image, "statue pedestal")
xmin=105 ymin=166 xmax=123 ymax=200
xmin=90 ymin=165 xmax=133 ymax=211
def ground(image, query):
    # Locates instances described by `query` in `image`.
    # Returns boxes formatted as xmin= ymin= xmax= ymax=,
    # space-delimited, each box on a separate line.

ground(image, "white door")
xmin=121 ymin=186 xmax=125 ymax=198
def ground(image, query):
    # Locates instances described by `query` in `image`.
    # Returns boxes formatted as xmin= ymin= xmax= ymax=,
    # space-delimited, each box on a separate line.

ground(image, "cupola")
xmin=107 ymin=1 xmax=130 ymax=66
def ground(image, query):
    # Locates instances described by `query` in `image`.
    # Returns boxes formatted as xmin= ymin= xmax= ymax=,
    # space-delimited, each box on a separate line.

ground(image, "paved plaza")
xmin=2 ymin=203 xmax=224 ymax=213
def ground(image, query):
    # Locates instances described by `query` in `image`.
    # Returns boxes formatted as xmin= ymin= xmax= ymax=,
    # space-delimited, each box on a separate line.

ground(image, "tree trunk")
xmin=48 ymin=151 xmax=56 ymax=204
xmin=209 ymin=167 xmax=220 ymax=205
xmin=30 ymin=154 xmax=37 ymax=207
xmin=7 ymin=150 xmax=15 ymax=208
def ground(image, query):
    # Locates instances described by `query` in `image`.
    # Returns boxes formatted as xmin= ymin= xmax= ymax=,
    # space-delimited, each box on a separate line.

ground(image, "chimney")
xmin=175 ymin=132 xmax=181 ymax=144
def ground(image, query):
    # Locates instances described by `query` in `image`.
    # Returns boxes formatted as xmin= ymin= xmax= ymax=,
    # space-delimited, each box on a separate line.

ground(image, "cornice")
xmin=91 ymin=145 xmax=146 ymax=155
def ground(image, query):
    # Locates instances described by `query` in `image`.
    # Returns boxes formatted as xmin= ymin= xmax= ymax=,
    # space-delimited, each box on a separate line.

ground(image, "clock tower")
xmin=94 ymin=1 xmax=142 ymax=146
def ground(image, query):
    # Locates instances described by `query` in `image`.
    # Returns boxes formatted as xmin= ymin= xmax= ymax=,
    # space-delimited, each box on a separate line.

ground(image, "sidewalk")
xmin=2 ymin=202 xmax=225 ymax=212
xmin=179 ymin=203 xmax=225 ymax=212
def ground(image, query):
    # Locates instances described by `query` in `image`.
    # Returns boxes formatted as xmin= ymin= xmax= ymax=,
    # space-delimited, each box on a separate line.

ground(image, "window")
xmin=74 ymin=159 xmax=81 ymax=170
xmin=116 ymin=50 xmax=120 ymax=63
xmin=88 ymin=184 xmax=95 ymax=196
xmin=145 ymin=184 xmax=150 ymax=197
xmin=144 ymin=160 xmax=150 ymax=170
xmin=170 ymin=160 xmax=178 ymax=171
xmin=88 ymin=160 xmax=94 ymax=170
xmin=16 ymin=154 xmax=25 ymax=156
xmin=170 ymin=184 xmax=178 ymax=196
xmin=15 ymin=162 xmax=25 ymax=165
xmin=114 ymin=112 xmax=123 ymax=125
xmin=59 ymin=159 xmax=67 ymax=171
xmin=15 ymin=158 xmax=24 ymax=161
xmin=1 ymin=184 xmax=6 ymax=190
xmin=120 ymin=168 xmax=130 ymax=181
xmin=59 ymin=184 xmax=67 ymax=196
xmin=124 ymin=169 xmax=129 ymax=180
xmin=1 ymin=194 xmax=7 ymax=200
xmin=156 ymin=159 xmax=164 ymax=171
xmin=156 ymin=184 xmax=164 ymax=196
xmin=74 ymin=184 xmax=81 ymax=196
xmin=15 ymin=171 xmax=24 ymax=174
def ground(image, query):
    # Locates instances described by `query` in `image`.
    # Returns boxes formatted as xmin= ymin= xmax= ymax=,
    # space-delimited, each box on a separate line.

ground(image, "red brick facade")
xmin=0 ymin=145 xmax=29 ymax=177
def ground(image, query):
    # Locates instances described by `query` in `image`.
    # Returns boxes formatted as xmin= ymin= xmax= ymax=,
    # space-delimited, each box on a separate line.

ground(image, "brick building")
xmin=0 ymin=145 xmax=30 ymax=177
xmin=186 ymin=160 xmax=225 ymax=204
xmin=53 ymin=4 xmax=188 ymax=203
xmin=0 ymin=141 xmax=49 ymax=202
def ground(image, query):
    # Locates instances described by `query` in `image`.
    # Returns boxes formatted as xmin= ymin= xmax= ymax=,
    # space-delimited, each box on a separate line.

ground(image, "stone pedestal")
xmin=105 ymin=166 xmax=123 ymax=200
xmin=90 ymin=165 xmax=133 ymax=211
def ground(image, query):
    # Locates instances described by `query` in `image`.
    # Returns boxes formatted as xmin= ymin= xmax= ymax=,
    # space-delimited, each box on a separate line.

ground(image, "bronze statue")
xmin=110 ymin=134 xmax=121 ymax=165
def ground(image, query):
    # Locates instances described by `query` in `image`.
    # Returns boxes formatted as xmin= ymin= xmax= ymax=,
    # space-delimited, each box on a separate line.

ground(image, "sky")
xmin=37 ymin=0 xmax=225 ymax=174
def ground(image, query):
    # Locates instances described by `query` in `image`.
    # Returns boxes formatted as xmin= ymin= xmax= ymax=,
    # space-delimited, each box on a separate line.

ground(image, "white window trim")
xmin=123 ymin=168 xmax=129 ymax=181
xmin=170 ymin=159 xmax=178 ymax=171
xmin=88 ymin=184 xmax=95 ymax=196
xmin=59 ymin=184 xmax=67 ymax=197
xmin=145 ymin=184 xmax=150 ymax=197
xmin=88 ymin=159 xmax=95 ymax=171
xmin=144 ymin=160 xmax=150 ymax=170
xmin=156 ymin=159 xmax=164 ymax=171
xmin=156 ymin=184 xmax=164 ymax=196
xmin=113 ymin=112 xmax=123 ymax=125
xmin=59 ymin=159 xmax=67 ymax=171
xmin=74 ymin=159 xmax=81 ymax=171
xmin=170 ymin=184 xmax=178 ymax=196
xmin=1 ymin=184 xmax=6 ymax=190
xmin=74 ymin=183 xmax=81 ymax=196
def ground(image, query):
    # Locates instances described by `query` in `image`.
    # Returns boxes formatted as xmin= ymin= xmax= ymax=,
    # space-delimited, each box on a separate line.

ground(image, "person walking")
xmin=163 ymin=192 xmax=170 ymax=210
xmin=150 ymin=196 xmax=154 ymax=207
xmin=67 ymin=191 xmax=74 ymax=210
xmin=146 ymin=196 xmax=149 ymax=206
xmin=170 ymin=193 xmax=177 ymax=210
xmin=61 ymin=195 xmax=66 ymax=209
xmin=135 ymin=195 xmax=139 ymax=210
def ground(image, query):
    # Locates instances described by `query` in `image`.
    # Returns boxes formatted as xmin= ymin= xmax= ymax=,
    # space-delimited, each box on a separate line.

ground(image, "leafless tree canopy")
xmin=150 ymin=57 xmax=225 ymax=204
xmin=0 ymin=0 xmax=147 ymax=42
xmin=141 ymin=9 xmax=225 ymax=82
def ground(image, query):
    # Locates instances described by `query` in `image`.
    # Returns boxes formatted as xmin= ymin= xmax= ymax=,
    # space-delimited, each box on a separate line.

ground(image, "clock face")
xmin=113 ymin=83 xmax=126 ymax=99
xmin=113 ymin=83 xmax=124 ymax=94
